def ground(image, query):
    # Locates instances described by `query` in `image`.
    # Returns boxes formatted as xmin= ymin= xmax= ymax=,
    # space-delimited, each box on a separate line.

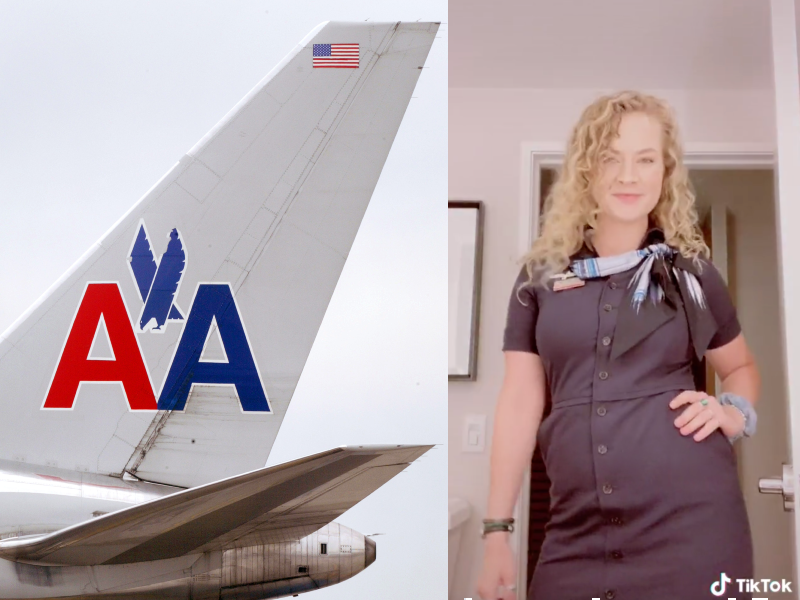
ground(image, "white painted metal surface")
xmin=0 ymin=21 xmax=437 ymax=490
xmin=0 ymin=459 xmax=178 ymax=541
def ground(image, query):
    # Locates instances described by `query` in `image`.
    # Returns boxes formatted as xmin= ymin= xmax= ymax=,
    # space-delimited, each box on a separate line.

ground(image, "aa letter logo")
xmin=42 ymin=221 xmax=270 ymax=413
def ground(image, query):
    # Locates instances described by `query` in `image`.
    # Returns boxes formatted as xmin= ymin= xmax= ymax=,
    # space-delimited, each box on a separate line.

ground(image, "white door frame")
xmin=514 ymin=142 xmax=775 ymax=594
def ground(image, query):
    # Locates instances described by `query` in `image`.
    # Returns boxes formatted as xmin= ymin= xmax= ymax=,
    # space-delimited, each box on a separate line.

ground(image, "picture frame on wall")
xmin=448 ymin=201 xmax=484 ymax=381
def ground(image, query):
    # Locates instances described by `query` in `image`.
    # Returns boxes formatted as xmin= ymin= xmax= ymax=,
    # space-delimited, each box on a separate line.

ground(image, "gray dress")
xmin=503 ymin=228 xmax=753 ymax=600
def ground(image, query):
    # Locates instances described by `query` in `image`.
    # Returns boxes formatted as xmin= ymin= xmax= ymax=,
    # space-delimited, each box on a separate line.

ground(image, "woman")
xmin=477 ymin=91 xmax=760 ymax=600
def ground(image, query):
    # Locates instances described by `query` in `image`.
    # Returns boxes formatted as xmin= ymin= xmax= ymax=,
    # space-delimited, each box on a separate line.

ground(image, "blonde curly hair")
xmin=521 ymin=90 xmax=709 ymax=289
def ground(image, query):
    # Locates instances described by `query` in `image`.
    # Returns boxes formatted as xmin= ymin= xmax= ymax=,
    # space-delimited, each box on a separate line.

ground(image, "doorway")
xmin=521 ymin=162 xmax=794 ymax=596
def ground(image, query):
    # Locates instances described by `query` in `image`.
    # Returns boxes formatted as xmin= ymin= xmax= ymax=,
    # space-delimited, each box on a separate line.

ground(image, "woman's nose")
xmin=616 ymin=159 xmax=639 ymax=183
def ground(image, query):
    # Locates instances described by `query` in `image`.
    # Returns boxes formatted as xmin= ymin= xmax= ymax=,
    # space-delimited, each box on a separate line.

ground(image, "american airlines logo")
xmin=42 ymin=221 xmax=271 ymax=413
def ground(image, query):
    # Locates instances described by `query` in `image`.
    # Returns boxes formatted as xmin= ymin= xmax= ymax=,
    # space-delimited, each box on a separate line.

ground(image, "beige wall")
xmin=448 ymin=88 xmax=776 ymax=600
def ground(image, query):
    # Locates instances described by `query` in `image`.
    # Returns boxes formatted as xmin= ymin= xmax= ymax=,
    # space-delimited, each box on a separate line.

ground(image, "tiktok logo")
xmin=710 ymin=572 xmax=731 ymax=596
xmin=709 ymin=572 xmax=792 ymax=596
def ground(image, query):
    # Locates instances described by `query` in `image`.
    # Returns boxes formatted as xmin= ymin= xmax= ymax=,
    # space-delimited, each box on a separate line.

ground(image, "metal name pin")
xmin=550 ymin=271 xmax=576 ymax=280
xmin=553 ymin=270 xmax=585 ymax=291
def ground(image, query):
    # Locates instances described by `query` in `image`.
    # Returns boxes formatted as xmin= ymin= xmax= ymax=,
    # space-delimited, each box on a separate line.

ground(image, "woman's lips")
xmin=613 ymin=193 xmax=642 ymax=203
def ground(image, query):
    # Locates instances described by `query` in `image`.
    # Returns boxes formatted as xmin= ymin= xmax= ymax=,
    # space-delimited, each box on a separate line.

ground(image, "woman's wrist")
xmin=718 ymin=391 xmax=757 ymax=439
xmin=722 ymin=404 xmax=746 ymax=435
xmin=482 ymin=530 xmax=511 ymax=545
xmin=720 ymin=404 xmax=747 ymax=444
xmin=481 ymin=517 xmax=515 ymax=538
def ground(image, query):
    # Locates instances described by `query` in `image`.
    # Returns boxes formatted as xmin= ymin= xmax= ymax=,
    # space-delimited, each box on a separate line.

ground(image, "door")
xmin=762 ymin=0 xmax=800 ymax=589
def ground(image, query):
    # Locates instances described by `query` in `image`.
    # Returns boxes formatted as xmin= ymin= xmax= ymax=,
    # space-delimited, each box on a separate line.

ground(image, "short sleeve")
xmin=698 ymin=258 xmax=741 ymax=350
xmin=502 ymin=266 xmax=540 ymax=354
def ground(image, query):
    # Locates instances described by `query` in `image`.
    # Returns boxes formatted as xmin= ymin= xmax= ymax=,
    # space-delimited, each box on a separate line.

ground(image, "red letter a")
xmin=43 ymin=283 xmax=157 ymax=410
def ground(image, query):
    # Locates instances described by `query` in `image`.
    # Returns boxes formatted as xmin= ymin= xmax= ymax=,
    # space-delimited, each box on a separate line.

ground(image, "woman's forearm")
xmin=485 ymin=368 xmax=545 ymax=519
xmin=717 ymin=361 xmax=760 ymax=437
xmin=720 ymin=362 xmax=760 ymax=408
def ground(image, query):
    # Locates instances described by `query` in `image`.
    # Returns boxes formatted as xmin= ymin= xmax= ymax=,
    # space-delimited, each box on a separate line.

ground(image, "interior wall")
xmin=448 ymin=87 xmax=775 ymax=600
xmin=691 ymin=169 xmax=793 ymax=585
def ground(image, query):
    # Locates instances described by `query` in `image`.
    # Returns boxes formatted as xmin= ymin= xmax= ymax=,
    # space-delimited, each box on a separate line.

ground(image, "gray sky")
xmin=0 ymin=2 xmax=446 ymax=598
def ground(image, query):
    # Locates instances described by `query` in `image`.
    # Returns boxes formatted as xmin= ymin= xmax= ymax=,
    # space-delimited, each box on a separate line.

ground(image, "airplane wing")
xmin=0 ymin=22 xmax=439 ymax=488
xmin=0 ymin=445 xmax=430 ymax=566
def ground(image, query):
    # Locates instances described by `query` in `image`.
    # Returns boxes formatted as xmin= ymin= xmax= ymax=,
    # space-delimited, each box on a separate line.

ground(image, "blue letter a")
xmin=158 ymin=284 xmax=270 ymax=412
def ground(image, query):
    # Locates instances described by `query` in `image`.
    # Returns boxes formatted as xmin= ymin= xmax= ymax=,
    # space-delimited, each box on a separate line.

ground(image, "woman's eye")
xmin=640 ymin=157 xmax=655 ymax=163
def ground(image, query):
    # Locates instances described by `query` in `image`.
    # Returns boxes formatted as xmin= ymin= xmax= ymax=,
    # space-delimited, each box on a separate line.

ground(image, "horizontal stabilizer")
xmin=0 ymin=445 xmax=431 ymax=566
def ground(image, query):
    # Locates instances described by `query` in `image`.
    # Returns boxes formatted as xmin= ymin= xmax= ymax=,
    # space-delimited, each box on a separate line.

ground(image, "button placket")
xmin=595 ymin=278 xmax=619 ymax=381
xmin=593 ymin=276 xmax=625 ymax=559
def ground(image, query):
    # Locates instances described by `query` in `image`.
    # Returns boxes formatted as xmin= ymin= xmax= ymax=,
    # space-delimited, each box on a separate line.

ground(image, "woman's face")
xmin=591 ymin=111 xmax=665 ymax=225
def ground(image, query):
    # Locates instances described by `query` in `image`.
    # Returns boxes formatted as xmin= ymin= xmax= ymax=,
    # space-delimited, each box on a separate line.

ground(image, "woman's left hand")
xmin=669 ymin=390 xmax=744 ymax=442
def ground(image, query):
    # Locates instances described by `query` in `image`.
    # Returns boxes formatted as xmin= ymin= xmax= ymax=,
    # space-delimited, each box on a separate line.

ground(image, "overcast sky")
xmin=0 ymin=2 xmax=446 ymax=598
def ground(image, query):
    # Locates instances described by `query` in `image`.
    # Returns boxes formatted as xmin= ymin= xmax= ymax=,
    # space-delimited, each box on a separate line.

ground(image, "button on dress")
xmin=503 ymin=232 xmax=753 ymax=600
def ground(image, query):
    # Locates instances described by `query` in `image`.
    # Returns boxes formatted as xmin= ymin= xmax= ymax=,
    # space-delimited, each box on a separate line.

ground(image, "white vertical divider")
xmin=770 ymin=0 xmax=800 ymax=581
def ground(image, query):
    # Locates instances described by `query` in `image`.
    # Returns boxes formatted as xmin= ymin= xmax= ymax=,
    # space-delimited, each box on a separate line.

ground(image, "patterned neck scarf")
xmin=571 ymin=243 xmax=707 ymax=314
xmin=568 ymin=228 xmax=717 ymax=361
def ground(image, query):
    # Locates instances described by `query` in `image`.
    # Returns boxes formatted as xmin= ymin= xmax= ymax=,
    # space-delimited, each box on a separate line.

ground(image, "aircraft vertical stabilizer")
xmin=0 ymin=22 xmax=439 ymax=488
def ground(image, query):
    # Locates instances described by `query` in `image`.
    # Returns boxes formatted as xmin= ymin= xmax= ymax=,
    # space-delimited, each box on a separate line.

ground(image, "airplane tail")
xmin=0 ymin=22 xmax=438 ymax=488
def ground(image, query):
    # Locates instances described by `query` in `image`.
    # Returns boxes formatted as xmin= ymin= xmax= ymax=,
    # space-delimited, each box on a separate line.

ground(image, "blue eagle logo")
xmin=129 ymin=223 xmax=186 ymax=332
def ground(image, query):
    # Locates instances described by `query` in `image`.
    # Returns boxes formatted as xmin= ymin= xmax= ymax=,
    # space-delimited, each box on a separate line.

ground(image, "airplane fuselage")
xmin=0 ymin=459 xmax=177 ymax=541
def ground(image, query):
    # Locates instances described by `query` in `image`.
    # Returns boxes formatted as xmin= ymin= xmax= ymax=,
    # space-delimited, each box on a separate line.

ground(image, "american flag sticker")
xmin=313 ymin=44 xmax=359 ymax=68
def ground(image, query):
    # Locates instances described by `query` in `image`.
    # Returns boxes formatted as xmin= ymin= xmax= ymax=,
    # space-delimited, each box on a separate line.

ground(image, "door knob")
xmin=758 ymin=463 xmax=794 ymax=512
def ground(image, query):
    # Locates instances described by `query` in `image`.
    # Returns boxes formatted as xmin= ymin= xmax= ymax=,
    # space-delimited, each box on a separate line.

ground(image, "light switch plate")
xmin=463 ymin=414 xmax=486 ymax=453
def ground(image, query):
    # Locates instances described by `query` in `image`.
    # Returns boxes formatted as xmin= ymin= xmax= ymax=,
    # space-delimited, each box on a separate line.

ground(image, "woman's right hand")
xmin=476 ymin=533 xmax=517 ymax=600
